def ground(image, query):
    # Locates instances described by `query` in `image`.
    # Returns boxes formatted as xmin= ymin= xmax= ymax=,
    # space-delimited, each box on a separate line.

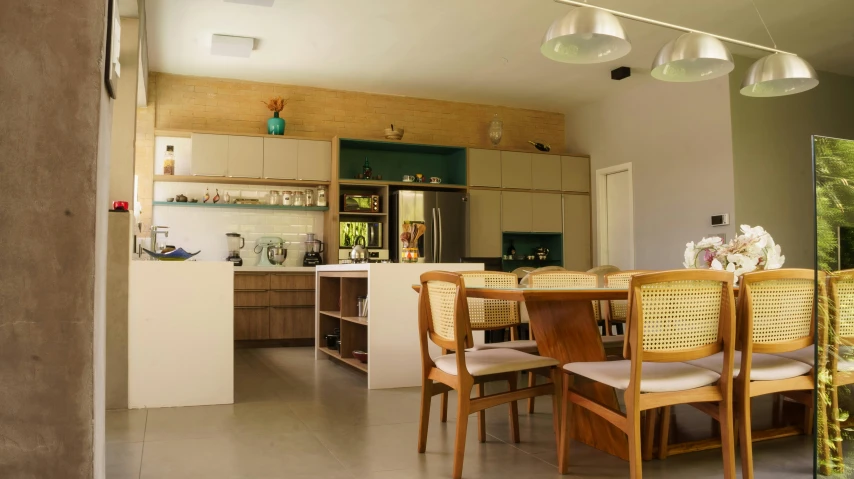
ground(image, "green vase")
xmin=267 ymin=111 xmax=285 ymax=135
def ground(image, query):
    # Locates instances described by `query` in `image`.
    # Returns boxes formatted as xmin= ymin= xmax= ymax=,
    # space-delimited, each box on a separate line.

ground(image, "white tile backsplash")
xmin=152 ymin=182 xmax=324 ymax=266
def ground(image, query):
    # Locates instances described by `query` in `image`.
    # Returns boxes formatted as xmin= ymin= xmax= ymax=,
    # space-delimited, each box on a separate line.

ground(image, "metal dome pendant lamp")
xmin=545 ymin=0 xmax=819 ymax=96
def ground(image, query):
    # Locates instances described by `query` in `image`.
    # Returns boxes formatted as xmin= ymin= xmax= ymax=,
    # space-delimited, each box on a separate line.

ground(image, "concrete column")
xmin=0 ymin=1 xmax=111 ymax=477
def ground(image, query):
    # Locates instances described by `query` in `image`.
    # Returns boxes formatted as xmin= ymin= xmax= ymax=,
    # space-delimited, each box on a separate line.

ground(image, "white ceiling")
xmin=145 ymin=0 xmax=854 ymax=113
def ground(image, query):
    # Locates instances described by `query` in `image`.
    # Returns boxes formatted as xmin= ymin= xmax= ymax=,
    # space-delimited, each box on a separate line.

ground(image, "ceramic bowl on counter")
xmin=352 ymin=350 xmax=368 ymax=364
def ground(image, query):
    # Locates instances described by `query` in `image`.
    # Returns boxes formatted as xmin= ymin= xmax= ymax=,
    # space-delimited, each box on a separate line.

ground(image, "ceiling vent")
xmin=224 ymin=0 xmax=275 ymax=6
xmin=211 ymin=35 xmax=255 ymax=58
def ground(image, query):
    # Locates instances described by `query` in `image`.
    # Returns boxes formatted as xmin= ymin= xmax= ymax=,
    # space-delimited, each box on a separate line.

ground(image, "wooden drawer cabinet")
xmin=234 ymin=308 xmax=270 ymax=340
xmin=270 ymin=291 xmax=315 ymax=307
xmin=235 ymin=291 xmax=269 ymax=307
xmin=270 ymin=307 xmax=314 ymax=339
xmin=270 ymin=274 xmax=314 ymax=290
xmin=235 ymin=273 xmax=270 ymax=290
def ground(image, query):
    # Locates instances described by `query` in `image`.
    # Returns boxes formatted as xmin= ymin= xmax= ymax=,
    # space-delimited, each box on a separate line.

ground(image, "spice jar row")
xmin=267 ymin=186 xmax=327 ymax=207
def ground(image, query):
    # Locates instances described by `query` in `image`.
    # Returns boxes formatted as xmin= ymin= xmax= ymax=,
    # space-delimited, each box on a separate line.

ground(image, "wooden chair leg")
xmin=657 ymin=406 xmax=671 ymax=459
xmin=616 ymin=323 xmax=624 ymax=335
xmin=476 ymin=383 xmax=486 ymax=443
xmin=507 ymin=373 xmax=520 ymax=443
xmin=739 ymin=392 xmax=754 ymax=479
xmin=558 ymin=373 xmax=572 ymax=475
xmin=551 ymin=369 xmax=563 ymax=440
xmin=719 ymin=396 xmax=737 ymax=479
xmin=626 ymin=397 xmax=643 ymax=478
xmin=527 ymin=371 xmax=537 ymax=413
xmin=418 ymin=379 xmax=432 ymax=453
xmin=642 ymin=409 xmax=656 ymax=461
xmin=440 ymin=392 xmax=448 ymax=422
xmin=772 ymin=393 xmax=782 ymax=427
xmin=453 ymin=386 xmax=472 ymax=479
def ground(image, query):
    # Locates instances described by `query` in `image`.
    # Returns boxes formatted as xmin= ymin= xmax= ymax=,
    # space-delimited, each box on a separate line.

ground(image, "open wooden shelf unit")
xmin=316 ymin=271 xmax=369 ymax=375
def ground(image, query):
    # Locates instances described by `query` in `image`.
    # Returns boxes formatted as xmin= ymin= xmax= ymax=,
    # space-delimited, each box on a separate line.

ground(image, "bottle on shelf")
xmin=506 ymin=240 xmax=516 ymax=257
xmin=163 ymin=145 xmax=175 ymax=175
xmin=362 ymin=157 xmax=372 ymax=179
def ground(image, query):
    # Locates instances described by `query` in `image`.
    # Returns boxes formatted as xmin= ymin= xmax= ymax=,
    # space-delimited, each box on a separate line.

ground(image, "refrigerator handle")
xmin=437 ymin=207 xmax=443 ymax=262
xmin=432 ymin=208 xmax=438 ymax=262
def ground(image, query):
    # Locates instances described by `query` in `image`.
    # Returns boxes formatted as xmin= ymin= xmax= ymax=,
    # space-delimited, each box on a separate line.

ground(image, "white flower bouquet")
xmin=683 ymin=225 xmax=785 ymax=282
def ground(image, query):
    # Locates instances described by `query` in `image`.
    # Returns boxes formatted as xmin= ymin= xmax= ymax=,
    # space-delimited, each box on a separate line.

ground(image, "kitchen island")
xmin=128 ymin=261 xmax=234 ymax=408
xmin=315 ymin=263 xmax=482 ymax=389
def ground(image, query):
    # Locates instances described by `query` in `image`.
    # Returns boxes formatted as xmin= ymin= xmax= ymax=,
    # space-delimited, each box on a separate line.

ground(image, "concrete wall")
xmin=729 ymin=56 xmax=854 ymax=268
xmin=0 ymin=1 xmax=109 ymax=477
xmin=109 ymin=18 xmax=140 ymax=204
xmin=566 ymin=75 xmax=736 ymax=270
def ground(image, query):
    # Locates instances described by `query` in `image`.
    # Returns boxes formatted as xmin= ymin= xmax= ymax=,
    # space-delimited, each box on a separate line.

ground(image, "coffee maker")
xmin=225 ymin=233 xmax=244 ymax=266
xmin=303 ymin=233 xmax=324 ymax=266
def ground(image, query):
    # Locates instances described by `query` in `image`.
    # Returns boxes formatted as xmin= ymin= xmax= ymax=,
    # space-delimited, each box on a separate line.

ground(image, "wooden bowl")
xmin=352 ymin=350 xmax=368 ymax=363
xmin=384 ymin=128 xmax=404 ymax=140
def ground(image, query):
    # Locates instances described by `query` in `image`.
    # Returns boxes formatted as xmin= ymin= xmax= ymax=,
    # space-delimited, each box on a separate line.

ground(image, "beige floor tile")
xmin=106 ymin=409 xmax=148 ymax=444
xmin=106 ymin=442 xmax=143 ymax=479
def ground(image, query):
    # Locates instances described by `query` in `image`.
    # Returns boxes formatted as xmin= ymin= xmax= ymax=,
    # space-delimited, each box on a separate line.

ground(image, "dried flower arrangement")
xmin=261 ymin=96 xmax=288 ymax=113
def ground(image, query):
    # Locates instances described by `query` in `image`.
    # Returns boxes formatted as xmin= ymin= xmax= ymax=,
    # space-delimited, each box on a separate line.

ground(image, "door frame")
xmin=595 ymin=163 xmax=634 ymax=268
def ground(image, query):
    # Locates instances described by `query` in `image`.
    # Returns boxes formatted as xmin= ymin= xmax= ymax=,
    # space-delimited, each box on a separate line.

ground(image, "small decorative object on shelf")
xmin=176 ymin=194 xmax=187 ymax=203
xmin=163 ymin=145 xmax=175 ymax=175
xmin=203 ymin=188 xmax=210 ymax=203
xmin=488 ymin=114 xmax=503 ymax=146
xmin=213 ymin=189 xmax=220 ymax=204
xmin=262 ymin=96 xmax=288 ymax=135
xmin=506 ymin=240 xmax=516 ymax=257
xmin=683 ymin=224 xmax=785 ymax=283
xmin=384 ymin=124 xmax=404 ymax=140
xmin=223 ymin=191 xmax=231 ymax=203
xmin=316 ymin=185 xmax=327 ymax=207
xmin=528 ymin=141 xmax=551 ymax=152
xmin=415 ymin=173 xmax=424 ymax=183
xmin=362 ymin=157 xmax=373 ymax=179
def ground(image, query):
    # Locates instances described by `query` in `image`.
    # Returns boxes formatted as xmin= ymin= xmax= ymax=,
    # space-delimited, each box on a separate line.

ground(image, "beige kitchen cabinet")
xmin=297 ymin=140 xmax=332 ymax=181
xmin=467 ymin=189 xmax=502 ymax=257
xmin=468 ymin=149 xmax=501 ymax=187
xmin=563 ymin=194 xmax=592 ymax=270
xmin=226 ymin=136 xmax=264 ymax=178
xmin=561 ymin=156 xmax=591 ymax=193
xmin=263 ymin=138 xmax=298 ymax=180
xmin=500 ymin=151 xmax=532 ymax=189
xmin=532 ymin=193 xmax=563 ymax=232
xmin=531 ymin=154 xmax=562 ymax=191
xmin=501 ymin=191 xmax=533 ymax=232
xmin=190 ymin=133 xmax=229 ymax=176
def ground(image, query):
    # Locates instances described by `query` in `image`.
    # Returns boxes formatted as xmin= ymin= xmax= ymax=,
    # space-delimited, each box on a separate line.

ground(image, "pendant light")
xmin=540 ymin=7 xmax=631 ymax=64
xmin=740 ymin=53 xmax=819 ymax=97
xmin=651 ymin=32 xmax=734 ymax=82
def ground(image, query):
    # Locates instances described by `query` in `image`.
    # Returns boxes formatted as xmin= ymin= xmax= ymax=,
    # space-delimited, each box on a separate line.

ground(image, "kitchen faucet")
xmin=150 ymin=226 xmax=169 ymax=253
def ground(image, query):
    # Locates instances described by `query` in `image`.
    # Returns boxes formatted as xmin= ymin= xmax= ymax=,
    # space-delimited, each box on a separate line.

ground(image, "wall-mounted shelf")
xmin=154 ymin=175 xmax=330 ymax=187
xmin=153 ymin=201 xmax=329 ymax=211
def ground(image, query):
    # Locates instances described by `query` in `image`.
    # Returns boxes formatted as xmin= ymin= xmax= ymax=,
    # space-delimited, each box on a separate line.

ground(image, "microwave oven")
xmin=340 ymin=222 xmax=382 ymax=249
xmin=342 ymin=194 xmax=380 ymax=213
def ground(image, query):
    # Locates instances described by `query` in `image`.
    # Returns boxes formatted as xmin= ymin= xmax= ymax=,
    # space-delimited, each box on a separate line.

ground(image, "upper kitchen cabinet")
xmin=531 ymin=154 xmax=562 ymax=191
xmin=227 ymin=136 xmax=264 ymax=179
xmin=297 ymin=140 xmax=332 ymax=181
xmin=531 ymin=193 xmax=562 ymax=232
xmin=501 ymin=191 xmax=533 ymax=232
xmin=561 ymin=156 xmax=590 ymax=192
xmin=190 ymin=133 xmax=228 ymax=176
xmin=467 ymin=189 xmax=502 ymax=257
xmin=500 ymin=151 xmax=532 ymax=189
xmin=262 ymin=138 xmax=298 ymax=180
xmin=468 ymin=149 xmax=501 ymax=187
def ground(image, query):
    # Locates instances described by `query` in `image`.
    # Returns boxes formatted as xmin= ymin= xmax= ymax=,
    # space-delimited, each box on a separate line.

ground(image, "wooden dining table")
xmin=414 ymin=283 xmax=634 ymax=460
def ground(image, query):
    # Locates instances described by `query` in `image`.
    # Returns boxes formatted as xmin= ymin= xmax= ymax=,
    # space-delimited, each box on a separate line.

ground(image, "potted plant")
xmin=262 ymin=96 xmax=288 ymax=135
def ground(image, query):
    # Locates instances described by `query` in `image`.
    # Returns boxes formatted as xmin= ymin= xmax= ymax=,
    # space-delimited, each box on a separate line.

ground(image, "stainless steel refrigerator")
xmin=390 ymin=190 xmax=467 ymax=263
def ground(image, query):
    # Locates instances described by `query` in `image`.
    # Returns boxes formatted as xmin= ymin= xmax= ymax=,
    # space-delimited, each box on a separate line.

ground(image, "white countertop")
xmin=316 ymin=263 xmax=370 ymax=271
xmin=233 ymin=265 xmax=316 ymax=272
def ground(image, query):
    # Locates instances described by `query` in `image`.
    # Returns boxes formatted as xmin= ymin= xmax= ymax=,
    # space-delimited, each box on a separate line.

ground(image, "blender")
xmin=303 ymin=233 xmax=324 ymax=266
xmin=225 ymin=233 xmax=244 ymax=266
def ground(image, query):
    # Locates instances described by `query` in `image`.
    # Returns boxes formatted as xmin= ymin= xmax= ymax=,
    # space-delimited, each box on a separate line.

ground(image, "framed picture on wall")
xmin=104 ymin=0 xmax=121 ymax=99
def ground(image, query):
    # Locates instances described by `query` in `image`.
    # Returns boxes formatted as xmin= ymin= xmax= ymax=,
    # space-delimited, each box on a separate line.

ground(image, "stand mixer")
xmin=303 ymin=233 xmax=324 ymax=266
xmin=255 ymin=237 xmax=285 ymax=266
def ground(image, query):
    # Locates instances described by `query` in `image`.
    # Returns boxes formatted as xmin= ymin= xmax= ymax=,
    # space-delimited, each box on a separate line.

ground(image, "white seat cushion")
xmin=687 ymin=351 xmax=813 ymax=381
xmin=434 ymin=349 xmax=558 ymax=377
xmin=475 ymin=340 xmax=539 ymax=354
xmin=564 ymin=360 xmax=720 ymax=393
xmin=602 ymin=335 xmax=624 ymax=344
xmin=775 ymin=346 xmax=854 ymax=372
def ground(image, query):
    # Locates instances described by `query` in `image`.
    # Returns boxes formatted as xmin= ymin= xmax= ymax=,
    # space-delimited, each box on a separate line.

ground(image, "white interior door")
xmin=597 ymin=164 xmax=634 ymax=269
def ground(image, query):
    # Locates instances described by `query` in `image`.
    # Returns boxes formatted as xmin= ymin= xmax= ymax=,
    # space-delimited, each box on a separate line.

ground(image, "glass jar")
xmin=268 ymin=190 xmax=280 ymax=205
xmin=316 ymin=185 xmax=327 ymax=207
xmin=305 ymin=189 xmax=315 ymax=206
xmin=293 ymin=191 xmax=305 ymax=207
xmin=402 ymin=247 xmax=419 ymax=263
xmin=281 ymin=190 xmax=293 ymax=206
